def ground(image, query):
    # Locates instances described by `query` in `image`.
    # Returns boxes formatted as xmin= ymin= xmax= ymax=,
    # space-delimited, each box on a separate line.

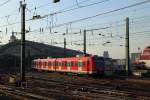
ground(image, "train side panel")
xmin=32 ymin=56 xmax=105 ymax=75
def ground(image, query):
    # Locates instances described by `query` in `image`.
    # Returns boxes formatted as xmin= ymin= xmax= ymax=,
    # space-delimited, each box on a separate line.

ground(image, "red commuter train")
xmin=32 ymin=55 xmax=112 ymax=75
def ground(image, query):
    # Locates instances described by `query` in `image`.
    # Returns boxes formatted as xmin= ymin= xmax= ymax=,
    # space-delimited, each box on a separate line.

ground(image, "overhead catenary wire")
xmin=0 ymin=0 xmax=150 ymax=49
xmin=0 ymin=0 xmax=149 ymax=30
xmin=36 ymin=28 xmax=150 ymax=47
xmin=0 ymin=0 xmax=109 ymax=28
xmin=30 ymin=16 xmax=150 ymax=35
xmin=23 ymin=0 xmax=149 ymax=35
xmin=52 ymin=0 xmax=150 ymax=28
xmin=29 ymin=0 xmax=110 ymax=20
xmin=0 ymin=8 xmax=19 ymax=20
xmin=29 ymin=0 xmax=93 ymax=11
xmin=0 ymin=0 xmax=12 ymax=7
xmin=29 ymin=15 xmax=150 ymax=36
xmin=27 ymin=23 xmax=124 ymax=35
xmin=29 ymin=3 xmax=150 ymax=32
xmin=27 ymin=16 xmax=150 ymax=36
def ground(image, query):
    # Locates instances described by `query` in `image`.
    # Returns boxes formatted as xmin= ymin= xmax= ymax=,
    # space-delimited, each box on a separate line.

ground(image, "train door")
xmin=55 ymin=61 xmax=58 ymax=71
xmin=67 ymin=61 xmax=71 ymax=72
xmin=71 ymin=59 xmax=78 ymax=71
xmin=86 ymin=57 xmax=92 ymax=74
xmin=61 ymin=61 xmax=67 ymax=71
xmin=58 ymin=61 xmax=62 ymax=71
xmin=48 ymin=61 xmax=52 ymax=71
xmin=43 ymin=60 xmax=47 ymax=70
xmin=78 ymin=60 xmax=83 ymax=73
xmin=51 ymin=60 xmax=56 ymax=71
xmin=81 ymin=57 xmax=87 ymax=73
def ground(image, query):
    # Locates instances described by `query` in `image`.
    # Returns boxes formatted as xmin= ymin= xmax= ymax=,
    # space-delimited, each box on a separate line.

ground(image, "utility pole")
xmin=64 ymin=38 xmax=66 ymax=57
xmin=83 ymin=30 xmax=86 ymax=55
xmin=20 ymin=1 xmax=26 ymax=83
xmin=125 ymin=17 xmax=131 ymax=76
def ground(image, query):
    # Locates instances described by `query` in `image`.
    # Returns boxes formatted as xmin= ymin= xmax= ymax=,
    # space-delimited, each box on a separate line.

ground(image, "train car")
xmin=32 ymin=55 xmax=112 ymax=75
xmin=138 ymin=46 xmax=150 ymax=69
xmin=133 ymin=46 xmax=150 ymax=70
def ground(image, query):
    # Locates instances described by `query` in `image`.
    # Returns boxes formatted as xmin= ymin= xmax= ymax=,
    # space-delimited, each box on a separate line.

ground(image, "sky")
xmin=0 ymin=0 xmax=150 ymax=59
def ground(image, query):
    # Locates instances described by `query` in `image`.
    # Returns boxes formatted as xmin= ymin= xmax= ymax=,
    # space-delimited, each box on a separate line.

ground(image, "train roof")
xmin=33 ymin=56 xmax=93 ymax=62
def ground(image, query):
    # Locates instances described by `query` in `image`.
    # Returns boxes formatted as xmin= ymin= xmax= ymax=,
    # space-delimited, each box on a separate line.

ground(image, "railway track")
xmin=1 ymin=72 xmax=150 ymax=100
xmin=0 ymin=84 xmax=52 ymax=100
xmin=26 ymin=74 xmax=150 ymax=100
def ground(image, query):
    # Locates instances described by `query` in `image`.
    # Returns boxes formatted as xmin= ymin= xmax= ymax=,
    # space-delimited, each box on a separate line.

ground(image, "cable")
xmin=29 ymin=2 xmax=53 ymax=11
xmin=49 ymin=34 xmax=125 ymax=45
xmin=27 ymin=24 xmax=124 ymax=35
xmin=28 ymin=0 xmax=93 ymax=12
xmin=0 ymin=17 xmax=32 ymax=28
xmin=0 ymin=1 xmax=149 ymax=30
xmin=36 ymin=29 xmax=150 ymax=47
xmin=130 ymin=30 xmax=150 ymax=35
xmin=52 ymin=0 xmax=110 ymax=15
xmin=32 ymin=0 xmax=110 ymax=20
xmin=27 ymin=18 xmax=150 ymax=36
xmin=0 ymin=8 xmax=19 ymax=20
xmin=50 ymin=0 xmax=150 ymax=28
xmin=0 ymin=0 xmax=11 ymax=7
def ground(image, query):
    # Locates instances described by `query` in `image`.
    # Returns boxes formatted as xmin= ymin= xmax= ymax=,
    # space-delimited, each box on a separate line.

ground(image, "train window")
xmin=71 ymin=61 xmax=74 ymax=66
xmin=64 ymin=62 xmax=67 ymax=66
xmin=44 ymin=62 xmax=47 ymax=66
xmin=75 ymin=62 xmax=78 ymax=67
xmin=40 ymin=62 xmax=42 ymax=66
xmin=58 ymin=62 xmax=62 ymax=66
xmin=62 ymin=62 xmax=64 ymax=66
xmin=42 ymin=62 xmax=44 ymax=66
xmin=51 ymin=62 xmax=52 ymax=66
xmin=55 ymin=62 xmax=58 ymax=66
xmin=48 ymin=62 xmax=51 ymax=66
xmin=67 ymin=61 xmax=71 ymax=67
xmin=78 ymin=61 xmax=83 ymax=67
xmin=39 ymin=62 xmax=41 ymax=66
xmin=52 ymin=62 xmax=55 ymax=66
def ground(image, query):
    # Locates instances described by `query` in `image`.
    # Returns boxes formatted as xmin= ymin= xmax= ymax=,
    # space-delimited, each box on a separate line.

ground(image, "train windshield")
xmin=93 ymin=56 xmax=104 ymax=67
